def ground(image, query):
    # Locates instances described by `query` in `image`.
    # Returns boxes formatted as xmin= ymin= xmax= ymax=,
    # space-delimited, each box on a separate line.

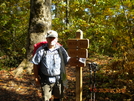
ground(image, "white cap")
xmin=46 ymin=30 xmax=58 ymax=38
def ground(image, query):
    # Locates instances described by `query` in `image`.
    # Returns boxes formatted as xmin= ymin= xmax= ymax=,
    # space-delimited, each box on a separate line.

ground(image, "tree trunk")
xmin=12 ymin=0 xmax=52 ymax=77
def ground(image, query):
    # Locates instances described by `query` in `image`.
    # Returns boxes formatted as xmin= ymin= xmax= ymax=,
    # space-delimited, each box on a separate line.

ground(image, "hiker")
xmin=31 ymin=30 xmax=70 ymax=101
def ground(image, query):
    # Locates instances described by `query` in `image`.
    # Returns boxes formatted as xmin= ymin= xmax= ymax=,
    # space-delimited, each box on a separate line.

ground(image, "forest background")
xmin=0 ymin=0 xmax=134 ymax=101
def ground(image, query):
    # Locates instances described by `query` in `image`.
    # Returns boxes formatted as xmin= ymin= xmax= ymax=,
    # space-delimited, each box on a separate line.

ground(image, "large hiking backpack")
xmin=33 ymin=41 xmax=48 ymax=55
xmin=33 ymin=41 xmax=61 ymax=55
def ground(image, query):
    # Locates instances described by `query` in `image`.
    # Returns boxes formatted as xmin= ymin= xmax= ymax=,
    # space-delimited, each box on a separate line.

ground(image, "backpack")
xmin=33 ymin=41 xmax=48 ymax=55
xmin=33 ymin=41 xmax=61 ymax=55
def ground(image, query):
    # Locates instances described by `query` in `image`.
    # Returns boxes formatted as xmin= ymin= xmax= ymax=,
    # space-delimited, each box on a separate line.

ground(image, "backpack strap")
xmin=57 ymin=46 xmax=65 ymax=69
xmin=42 ymin=46 xmax=48 ymax=57
xmin=58 ymin=46 xmax=68 ymax=88
xmin=57 ymin=46 xmax=67 ymax=81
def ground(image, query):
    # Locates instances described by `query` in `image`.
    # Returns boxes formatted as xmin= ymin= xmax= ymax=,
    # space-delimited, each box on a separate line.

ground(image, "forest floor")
xmin=0 ymin=55 xmax=133 ymax=101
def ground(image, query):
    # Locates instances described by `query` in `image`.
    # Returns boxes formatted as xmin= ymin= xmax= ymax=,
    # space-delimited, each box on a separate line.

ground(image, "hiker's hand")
xmin=35 ymin=77 xmax=40 ymax=86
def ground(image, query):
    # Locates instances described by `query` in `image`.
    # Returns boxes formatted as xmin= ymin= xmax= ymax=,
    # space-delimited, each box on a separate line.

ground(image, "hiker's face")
xmin=46 ymin=37 xmax=58 ymax=45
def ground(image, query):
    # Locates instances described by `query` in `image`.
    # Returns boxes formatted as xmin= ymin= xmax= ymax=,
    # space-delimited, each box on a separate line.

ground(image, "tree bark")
xmin=12 ymin=0 xmax=52 ymax=77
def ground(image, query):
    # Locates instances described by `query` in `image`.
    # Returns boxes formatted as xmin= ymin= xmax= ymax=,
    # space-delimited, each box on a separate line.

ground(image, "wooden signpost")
xmin=67 ymin=30 xmax=89 ymax=101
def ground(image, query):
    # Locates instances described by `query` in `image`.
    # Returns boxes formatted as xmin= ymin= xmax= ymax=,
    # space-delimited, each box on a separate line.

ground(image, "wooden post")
xmin=76 ymin=66 xmax=82 ymax=101
xmin=67 ymin=29 xmax=89 ymax=101
xmin=76 ymin=30 xmax=83 ymax=101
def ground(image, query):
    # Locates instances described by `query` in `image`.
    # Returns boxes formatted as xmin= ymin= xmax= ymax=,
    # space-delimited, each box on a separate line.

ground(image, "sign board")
xmin=69 ymin=57 xmax=86 ymax=67
xmin=68 ymin=49 xmax=88 ymax=58
xmin=67 ymin=39 xmax=89 ymax=48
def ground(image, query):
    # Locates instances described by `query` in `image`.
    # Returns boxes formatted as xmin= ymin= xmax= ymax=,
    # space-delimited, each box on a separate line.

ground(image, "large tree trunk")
xmin=12 ymin=0 xmax=52 ymax=77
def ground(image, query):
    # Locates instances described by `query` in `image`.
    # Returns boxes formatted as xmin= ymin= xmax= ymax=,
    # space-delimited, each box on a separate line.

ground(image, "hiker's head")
xmin=46 ymin=30 xmax=58 ymax=46
xmin=46 ymin=30 xmax=58 ymax=38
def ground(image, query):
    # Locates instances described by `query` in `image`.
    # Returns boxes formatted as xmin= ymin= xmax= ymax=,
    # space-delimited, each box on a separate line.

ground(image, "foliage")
xmin=0 ymin=0 xmax=134 ymax=67
xmin=52 ymin=0 xmax=134 ymax=56
xmin=0 ymin=0 xmax=30 ymax=68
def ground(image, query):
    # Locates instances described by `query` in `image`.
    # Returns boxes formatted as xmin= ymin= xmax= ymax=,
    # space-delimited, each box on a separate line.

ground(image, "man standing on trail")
xmin=31 ymin=30 xmax=70 ymax=101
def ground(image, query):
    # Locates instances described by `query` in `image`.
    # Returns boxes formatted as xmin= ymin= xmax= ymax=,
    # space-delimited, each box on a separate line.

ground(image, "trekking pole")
xmin=88 ymin=63 xmax=93 ymax=101
xmin=88 ymin=62 xmax=98 ymax=101
xmin=93 ymin=62 xmax=98 ymax=101
xmin=93 ymin=66 xmax=96 ymax=101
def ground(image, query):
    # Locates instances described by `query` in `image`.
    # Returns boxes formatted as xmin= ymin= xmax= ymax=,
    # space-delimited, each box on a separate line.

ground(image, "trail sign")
xmin=67 ymin=30 xmax=89 ymax=101
xmin=67 ymin=39 xmax=89 ymax=48
xmin=68 ymin=49 xmax=88 ymax=58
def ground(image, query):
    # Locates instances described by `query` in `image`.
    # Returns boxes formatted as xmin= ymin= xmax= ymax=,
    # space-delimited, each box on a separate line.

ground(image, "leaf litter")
xmin=0 ymin=55 xmax=133 ymax=101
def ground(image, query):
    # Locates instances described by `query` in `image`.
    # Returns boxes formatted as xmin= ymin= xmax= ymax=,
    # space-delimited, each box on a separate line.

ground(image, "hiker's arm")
xmin=32 ymin=49 xmax=43 ymax=85
xmin=33 ymin=64 xmax=40 ymax=85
